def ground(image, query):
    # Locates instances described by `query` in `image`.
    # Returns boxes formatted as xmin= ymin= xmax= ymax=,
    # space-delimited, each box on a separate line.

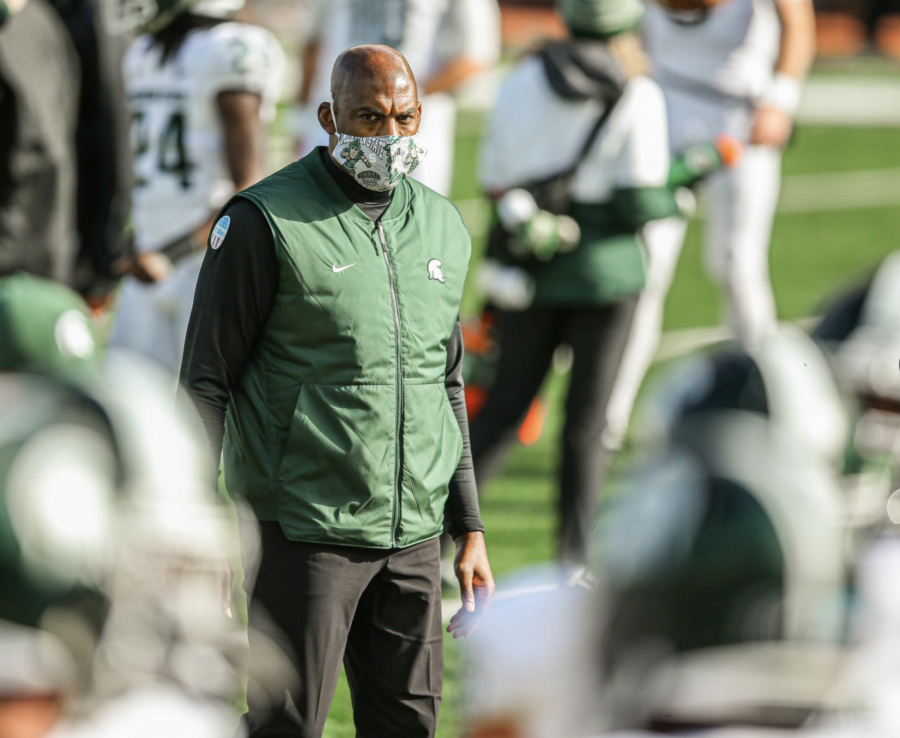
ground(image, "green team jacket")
xmin=222 ymin=151 xmax=469 ymax=549
xmin=532 ymin=188 xmax=680 ymax=307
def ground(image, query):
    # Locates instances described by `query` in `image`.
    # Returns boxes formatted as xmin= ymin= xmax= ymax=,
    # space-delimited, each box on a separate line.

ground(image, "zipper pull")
xmin=376 ymin=221 xmax=387 ymax=253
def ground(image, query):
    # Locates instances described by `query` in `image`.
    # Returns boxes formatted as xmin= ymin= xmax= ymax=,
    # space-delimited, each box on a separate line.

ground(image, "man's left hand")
xmin=750 ymin=106 xmax=793 ymax=148
xmin=447 ymin=531 xmax=495 ymax=639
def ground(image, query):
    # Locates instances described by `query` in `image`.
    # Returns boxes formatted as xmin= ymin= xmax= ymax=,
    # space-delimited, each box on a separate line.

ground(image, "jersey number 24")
xmin=133 ymin=109 xmax=196 ymax=189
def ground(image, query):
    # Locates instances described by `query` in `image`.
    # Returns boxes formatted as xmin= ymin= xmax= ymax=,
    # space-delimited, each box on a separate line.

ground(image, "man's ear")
xmin=318 ymin=102 xmax=336 ymax=135
xmin=415 ymin=101 xmax=423 ymax=134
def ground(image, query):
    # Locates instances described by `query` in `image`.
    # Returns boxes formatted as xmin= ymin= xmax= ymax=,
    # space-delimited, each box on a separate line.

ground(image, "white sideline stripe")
xmin=798 ymin=78 xmax=900 ymax=126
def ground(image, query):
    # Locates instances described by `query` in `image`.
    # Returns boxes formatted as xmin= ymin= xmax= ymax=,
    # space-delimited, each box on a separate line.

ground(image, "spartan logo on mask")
xmin=340 ymin=139 xmax=371 ymax=173
xmin=427 ymin=259 xmax=445 ymax=284
xmin=331 ymin=132 xmax=427 ymax=193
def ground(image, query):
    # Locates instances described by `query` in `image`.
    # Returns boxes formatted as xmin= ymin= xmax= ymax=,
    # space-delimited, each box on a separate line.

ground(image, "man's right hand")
xmin=447 ymin=531 xmax=495 ymax=639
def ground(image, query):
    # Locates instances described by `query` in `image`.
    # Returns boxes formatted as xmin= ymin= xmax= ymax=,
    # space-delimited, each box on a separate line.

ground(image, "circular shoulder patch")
xmin=210 ymin=216 xmax=231 ymax=250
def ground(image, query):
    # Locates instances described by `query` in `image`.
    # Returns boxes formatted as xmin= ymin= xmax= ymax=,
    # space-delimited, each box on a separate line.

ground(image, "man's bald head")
xmin=318 ymin=45 xmax=421 ymax=146
xmin=331 ymin=45 xmax=417 ymax=108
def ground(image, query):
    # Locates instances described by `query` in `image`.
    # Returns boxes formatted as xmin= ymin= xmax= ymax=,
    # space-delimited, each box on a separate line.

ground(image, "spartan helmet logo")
xmin=427 ymin=259 xmax=445 ymax=284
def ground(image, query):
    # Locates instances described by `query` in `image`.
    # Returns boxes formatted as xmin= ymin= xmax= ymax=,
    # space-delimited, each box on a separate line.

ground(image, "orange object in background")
xmin=875 ymin=14 xmax=900 ymax=60
xmin=517 ymin=397 xmax=546 ymax=446
xmin=715 ymin=134 xmax=744 ymax=169
xmin=462 ymin=308 xmax=548 ymax=447
xmin=816 ymin=12 xmax=868 ymax=57
xmin=465 ymin=385 xmax=490 ymax=419
xmin=499 ymin=5 xmax=565 ymax=51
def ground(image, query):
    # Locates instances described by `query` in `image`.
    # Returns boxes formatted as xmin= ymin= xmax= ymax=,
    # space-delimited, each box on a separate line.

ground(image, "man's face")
xmin=319 ymin=66 xmax=421 ymax=146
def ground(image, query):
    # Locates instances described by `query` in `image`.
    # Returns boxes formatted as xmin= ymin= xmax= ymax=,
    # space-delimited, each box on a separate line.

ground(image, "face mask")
xmin=330 ymin=103 xmax=427 ymax=193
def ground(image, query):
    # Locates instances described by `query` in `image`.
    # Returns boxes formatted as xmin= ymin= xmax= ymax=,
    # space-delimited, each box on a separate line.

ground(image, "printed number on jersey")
xmin=132 ymin=106 xmax=196 ymax=190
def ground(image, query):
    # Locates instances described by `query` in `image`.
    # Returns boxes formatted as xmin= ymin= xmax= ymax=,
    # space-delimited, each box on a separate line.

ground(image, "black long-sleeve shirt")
xmin=180 ymin=148 xmax=483 ymax=539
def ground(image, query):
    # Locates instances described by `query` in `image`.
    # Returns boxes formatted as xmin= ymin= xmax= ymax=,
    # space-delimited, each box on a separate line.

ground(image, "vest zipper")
xmin=377 ymin=221 xmax=403 ymax=548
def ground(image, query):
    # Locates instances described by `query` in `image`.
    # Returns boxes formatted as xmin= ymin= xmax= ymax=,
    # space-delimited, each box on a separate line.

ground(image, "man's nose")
xmin=379 ymin=117 xmax=401 ymax=137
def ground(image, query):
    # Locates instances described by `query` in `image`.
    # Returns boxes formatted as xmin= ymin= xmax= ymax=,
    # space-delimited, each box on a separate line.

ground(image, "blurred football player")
xmin=471 ymin=0 xmax=679 ymax=566
xmin=0 ymin=370 xmax=259 ymax=738
xmin=0 ymin=0 xmax=130 ymax=303
xmin=292 ymin=0 xmax=500 ymax=197
xmin=108 ymin=0 xmax=284 ymax=374
xmin=0 ymin=273 xmax=102 ymax=380
xmin=813 ymin=252 xmax=900 ymax=528
xmin=604 ymin=0 xmax=817 ymax=450
xmin=590 ymin=432 xmax=848 ymax=735
xmin=0 ymin=273 xmax=297 ymax=738
xmin=463 ymin=330 xmax=854 ymax=738
xmin=814 ymin=252 xmax=900 ymax=466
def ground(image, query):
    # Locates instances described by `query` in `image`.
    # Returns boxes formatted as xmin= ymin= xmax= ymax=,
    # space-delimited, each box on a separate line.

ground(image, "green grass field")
xmin=307 ymin=108 xmax=900 ymax=737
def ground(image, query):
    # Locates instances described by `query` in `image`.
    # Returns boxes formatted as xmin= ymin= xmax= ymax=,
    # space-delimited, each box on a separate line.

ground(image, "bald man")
xmin=180 ymin=45 xmax=494 ymax=738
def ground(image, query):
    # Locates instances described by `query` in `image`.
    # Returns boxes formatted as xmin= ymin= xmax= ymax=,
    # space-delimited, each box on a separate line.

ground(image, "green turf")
xmin=313 ymin=118 xmax=900 ymax=736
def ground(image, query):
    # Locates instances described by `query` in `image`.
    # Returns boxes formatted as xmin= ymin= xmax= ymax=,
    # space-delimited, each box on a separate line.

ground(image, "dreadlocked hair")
xmin=151 ymin=13 xmax=226 ymax=64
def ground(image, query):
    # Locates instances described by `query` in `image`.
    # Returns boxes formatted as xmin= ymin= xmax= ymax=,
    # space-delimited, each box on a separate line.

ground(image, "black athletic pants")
xmin=469 ymin=299 xmax=637 ymax=565
xmin=243 ymin=523 xmax=443 ymax=738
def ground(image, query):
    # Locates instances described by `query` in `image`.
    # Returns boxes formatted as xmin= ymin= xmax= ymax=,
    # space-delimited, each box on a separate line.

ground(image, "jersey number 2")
xmin=134 ymin=110 xmax=196 ymax=189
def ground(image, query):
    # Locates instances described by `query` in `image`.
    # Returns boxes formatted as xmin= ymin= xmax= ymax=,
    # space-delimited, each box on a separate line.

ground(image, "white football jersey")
xmin=301 ymin=0 xmax=499 ymax=140
xmin=643 ymin=0 xmax=809 ymax=100
xmin=480 ymin=59 xmax=669 ymax=203
xmin=124 ymin=23 xmax=284 ymax=252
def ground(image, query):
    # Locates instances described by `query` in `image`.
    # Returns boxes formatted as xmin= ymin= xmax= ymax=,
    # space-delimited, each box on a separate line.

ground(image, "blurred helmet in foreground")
xmin=635 ymin=327 xmax=852 ymax=473
xmin=0 ymin=274 xmax=100 ymax=382
xmin=464 ymin=566 xmax=595 ymax=738
xmin=593 ymin=418 xmax=850 ymax=733
xmin=816 ymin=254 xmax=900 ymax=465
xmin=89 ymin=354 xmax=247 ymax=706
xmin=0 ymin=374 xmax=121 ymax=725
xmin=0 ymin=357 xmax=251 ymax=738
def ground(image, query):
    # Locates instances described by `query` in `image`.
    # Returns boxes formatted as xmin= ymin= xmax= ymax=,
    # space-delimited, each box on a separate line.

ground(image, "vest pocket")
xmin=276 ymin=383 xmax=395 ymax=547
xmin=398 ymin=382 xmax=464 ymax=546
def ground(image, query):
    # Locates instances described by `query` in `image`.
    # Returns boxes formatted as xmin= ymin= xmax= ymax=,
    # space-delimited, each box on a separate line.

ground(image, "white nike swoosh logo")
xmin=332 ymin=262 xmax=358 ymax=273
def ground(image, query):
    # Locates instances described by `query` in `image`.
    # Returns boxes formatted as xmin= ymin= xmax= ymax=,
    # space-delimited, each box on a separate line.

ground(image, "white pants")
xmin=108 ymin=251 xmax=205 ymax=376
xmin=604 ymin=86 xmax=781 ymax=448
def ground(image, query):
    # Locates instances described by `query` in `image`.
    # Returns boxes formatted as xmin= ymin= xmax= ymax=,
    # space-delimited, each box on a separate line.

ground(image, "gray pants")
xmin=243 ymin=524 xmax=443 ymax=738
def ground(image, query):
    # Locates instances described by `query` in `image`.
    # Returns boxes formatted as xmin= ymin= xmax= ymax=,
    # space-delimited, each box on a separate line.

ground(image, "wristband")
xmin=762 ymin=73 xmax=802 ymax=117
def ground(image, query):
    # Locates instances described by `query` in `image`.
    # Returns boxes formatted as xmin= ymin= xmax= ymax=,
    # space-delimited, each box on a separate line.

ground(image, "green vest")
xmin=223 ymin=151 xmax=470 ymax=549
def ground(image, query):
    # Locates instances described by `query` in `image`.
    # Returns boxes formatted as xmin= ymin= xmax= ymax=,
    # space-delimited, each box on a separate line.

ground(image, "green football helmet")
xmin=816 ymin=253 xmax=900 ymax=458
xmin=0 ymin=357 xmax=247 ymax=708
xmin=635 ymin=326 xmax=853 ymax=472
xmin=593 ymin=418 xmax=851 ymax=732
xmin=0 ymin=374 xmax=121 ymax=703
xmin=0 ymin=274 xmax=101 ymax=383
